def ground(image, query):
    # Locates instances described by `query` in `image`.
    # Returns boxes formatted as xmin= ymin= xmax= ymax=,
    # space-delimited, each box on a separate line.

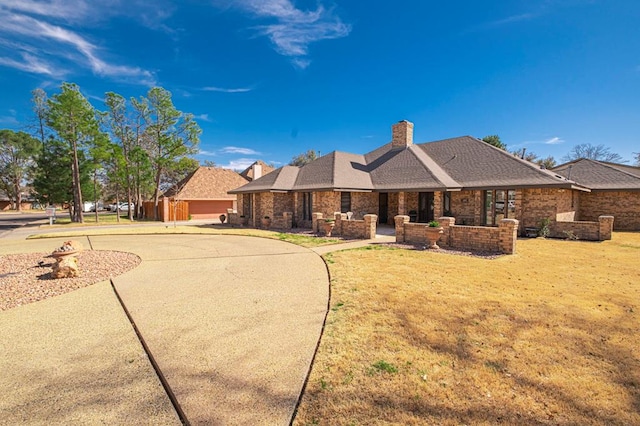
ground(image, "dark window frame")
xmin=341 ymin=192 xmax=351 ymax=213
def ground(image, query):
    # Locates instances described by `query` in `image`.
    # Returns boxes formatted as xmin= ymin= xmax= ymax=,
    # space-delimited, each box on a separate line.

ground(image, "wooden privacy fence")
xmin=142 ymin=199 xmax=190 ymax=222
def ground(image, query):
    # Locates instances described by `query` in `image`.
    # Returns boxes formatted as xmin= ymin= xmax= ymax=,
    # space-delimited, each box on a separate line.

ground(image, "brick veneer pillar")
xmin=334 ymin=212 xmax=346 ymax=236
xmin=283 ymin=212 xmax=293 ymax=229
xmin=312 ymin=212 xmax=323 ymax=233
xmin=364 ymin=214 xmax=378 ymax=239
xmin=438 ymin=216 xmax=455 ymax=247
xmin=598 ymin=215 xmax=614 ymax=240
xmin=395 ymin=215 xmax=410 ymax=242
xmin=499 ymin=219 xmax=519 ymax=254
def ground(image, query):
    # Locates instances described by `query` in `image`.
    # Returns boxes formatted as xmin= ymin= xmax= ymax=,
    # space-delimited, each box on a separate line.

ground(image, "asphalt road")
xmin=0 ymin=211 xmax=66 ymax=235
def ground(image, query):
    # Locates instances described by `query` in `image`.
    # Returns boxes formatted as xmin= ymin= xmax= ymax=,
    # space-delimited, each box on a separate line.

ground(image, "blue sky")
xmin=0 ymin=0 xmax=638 ymax=169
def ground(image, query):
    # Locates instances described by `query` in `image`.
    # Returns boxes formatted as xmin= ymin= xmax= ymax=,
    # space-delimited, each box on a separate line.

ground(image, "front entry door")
xmin=378 ymin=193 xmax=388 ymax=224
xmin=418 ymin=192 xmax=434 ymax=223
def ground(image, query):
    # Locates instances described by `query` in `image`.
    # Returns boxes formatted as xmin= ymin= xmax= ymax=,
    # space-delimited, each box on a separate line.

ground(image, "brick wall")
xmin=578 ymin=191 xmax=640 ymax=231
xmin=313 ymin=212 xmax=377 ymax=239
xmin=351 ymin=192 xmax=378 ymax=219
xmin=314 ymin=191 xmax=340 ymax=218
xmin=271 ymin=212 xmax=293 ymax=230
xmin=520 ymin=188 xmax=576 ymax=231
xmin=395 ymin=215 xmax=519 ymax=254
xmin=553 ymin=215 xmax=613 ymax=241
xmin=450 ymin=190 xmax=478 ymax=225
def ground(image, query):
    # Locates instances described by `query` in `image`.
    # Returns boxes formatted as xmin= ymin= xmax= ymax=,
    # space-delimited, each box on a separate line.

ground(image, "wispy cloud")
xmin=0 ymin=2 xmax=157 ymax=84
xmin=226 ymin=0 xmax=351 ymax=69
xmin=194 ymin=113 xmax=212 ymax=122
xmin=485 ymin=13 xmax=538 ymax=27
xmin=198 ymin=149 xmax=218 ymax=156
xmin=545 ymin=137 xmax=564 ymax=145
xmin=220 ymin=146 xmax=261 ymax=155
xmin=218 ymin=158 xmax=259 ymax=171
xmin=0 ymin=109 xmax=19 ymax=125
xmin=202 ymin=86 xmax=253 ymax=93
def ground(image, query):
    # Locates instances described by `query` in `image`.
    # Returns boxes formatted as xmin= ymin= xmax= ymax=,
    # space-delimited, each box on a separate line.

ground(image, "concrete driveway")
xmin=0 ymin=234 xmax=329 ymax=425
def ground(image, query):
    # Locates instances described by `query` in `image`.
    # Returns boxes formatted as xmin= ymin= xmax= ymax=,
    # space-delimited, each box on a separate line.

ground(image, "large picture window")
xmin=484 ymin=189 xmax=516 ymax=225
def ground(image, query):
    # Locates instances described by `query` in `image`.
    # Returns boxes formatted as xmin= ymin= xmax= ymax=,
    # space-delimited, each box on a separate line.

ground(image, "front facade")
xmin=230 ymin=121 xmax=603 ymax=236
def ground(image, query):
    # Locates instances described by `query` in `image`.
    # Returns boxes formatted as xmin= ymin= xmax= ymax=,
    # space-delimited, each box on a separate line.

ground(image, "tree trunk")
xmin=71 ymin=137 xmax=83 ymax=223
xmin=93 ymin=170 xmax=99 ymax=223
xmin=14 ymin=178 xmax=22 ymax=212
xmin=153 ymin=167 xmax=162 ymax=221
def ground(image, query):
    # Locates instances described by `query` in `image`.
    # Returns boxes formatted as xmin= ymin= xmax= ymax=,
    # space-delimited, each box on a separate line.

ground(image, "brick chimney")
xmin=392 ymin=120 xmax=414 ymax=149
xmin=252 ymin=162 xmax=262 ymax=180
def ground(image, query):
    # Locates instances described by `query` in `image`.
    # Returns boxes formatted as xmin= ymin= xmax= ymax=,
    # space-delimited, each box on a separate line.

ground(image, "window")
xmin=341 ymin=192 xmax=351 ymax=212
xmin=443 ymin=191 xmax=451 ymax=215
xmin=484 ymin=189 xmax=516 ymax=225
xmin=243 ymin=194 xmax=252 ymax=218
xmin=302 ymin=192 xmax=312 ymax=220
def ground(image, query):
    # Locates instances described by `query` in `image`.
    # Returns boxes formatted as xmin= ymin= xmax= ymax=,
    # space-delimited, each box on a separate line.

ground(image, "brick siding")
xmin=578 ymin=191 xmax=640 ymax=231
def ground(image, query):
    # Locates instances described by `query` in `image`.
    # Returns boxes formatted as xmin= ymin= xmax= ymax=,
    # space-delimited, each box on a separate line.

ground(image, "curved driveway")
xmin=0 ymin=234 xmax=329 ymax=425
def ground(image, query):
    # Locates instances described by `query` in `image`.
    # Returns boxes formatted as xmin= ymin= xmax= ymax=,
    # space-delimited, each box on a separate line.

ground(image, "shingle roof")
xmin=162 ymin=167 xmax=249 ymax=199
xmin=421 ymin=136 xmax=583 ymax=190
xmin=229 ymin=134 xmax=587 ymax=194
xmin=552 ymin=159 xmax=640 ymax=190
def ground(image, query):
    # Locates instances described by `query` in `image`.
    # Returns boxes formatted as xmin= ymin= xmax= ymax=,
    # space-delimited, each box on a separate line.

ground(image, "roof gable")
xmin=163 ymin=167 xmax=250 ymax=199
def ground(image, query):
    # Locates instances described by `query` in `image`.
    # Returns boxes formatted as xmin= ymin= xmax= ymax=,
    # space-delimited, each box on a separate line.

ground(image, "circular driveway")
xmin=0 ymin=234 xmax=329 ymax=425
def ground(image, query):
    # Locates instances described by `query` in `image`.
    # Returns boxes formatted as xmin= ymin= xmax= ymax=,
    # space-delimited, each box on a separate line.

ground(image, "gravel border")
xmin=0 ymin=251 xmax=141 ymax=311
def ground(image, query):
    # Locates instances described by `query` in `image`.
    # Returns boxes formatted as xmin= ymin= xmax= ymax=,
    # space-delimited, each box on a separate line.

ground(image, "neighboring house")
xmin=159 ymin=163 xmax=274 ymax=221
xmin=553 ymin=159 xmax=640 ymax=231
xmin=229 ymin=120 xmax=601 ymax=235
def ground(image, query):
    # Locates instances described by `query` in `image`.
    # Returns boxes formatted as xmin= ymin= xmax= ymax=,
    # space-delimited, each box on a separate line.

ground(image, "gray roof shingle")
xmin=229 ymin=134 xmax=587 ymax=194
xmin=552 ymin=159 xmax=640 ymax=190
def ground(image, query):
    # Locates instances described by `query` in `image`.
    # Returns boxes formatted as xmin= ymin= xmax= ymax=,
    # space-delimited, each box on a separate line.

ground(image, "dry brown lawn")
xmin=294 ymin=233 xmax=640 ymax=425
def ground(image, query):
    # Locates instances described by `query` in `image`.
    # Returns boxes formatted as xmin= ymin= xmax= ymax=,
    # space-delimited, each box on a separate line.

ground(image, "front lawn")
xmin=294 ymin=233 xmax=640 ymax=425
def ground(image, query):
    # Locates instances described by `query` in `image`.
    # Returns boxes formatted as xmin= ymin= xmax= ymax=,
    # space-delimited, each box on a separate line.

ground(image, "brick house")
xmin=229 ymin=120 xmax=616 ymax=240
xmin=552 ymin=159 xmax=640 ymax=231
xmin=159 ymin=162 xmax=273 ymax=221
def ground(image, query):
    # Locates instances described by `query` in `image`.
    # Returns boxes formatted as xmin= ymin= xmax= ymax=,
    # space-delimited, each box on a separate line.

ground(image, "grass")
xmin=28 ymin=224 xmax=341 ymax=248
xmin=49 ymin=214 xmax=138 ymax=225
xmin=293 ymin=233 xmax=640 ymax=425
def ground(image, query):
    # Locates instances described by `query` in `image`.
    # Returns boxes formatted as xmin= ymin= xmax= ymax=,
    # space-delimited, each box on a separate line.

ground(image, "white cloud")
xmin=0 ymin=3 xmax=156 ymax=84
xmin=198 ymin=149 xmax=218 ymax=156
xmin=485 ymin=13 xmax=538 ymax=27
xmin=194 ymin=113 xmax=212 ymax=122
xmin=227 ymin=0 xmax=351 ymax=68
xmin=218 ymin=158 xmax=259 ymax=171
xmin=0 ymin=52 xmax=61 ymax=77
xmin=545 ymin=137 xmax=564 ymax=145
xmin=202 ymin=86 xmax=252 ymax=93
xmin=221 ymin=146 xmax=261 ymax=155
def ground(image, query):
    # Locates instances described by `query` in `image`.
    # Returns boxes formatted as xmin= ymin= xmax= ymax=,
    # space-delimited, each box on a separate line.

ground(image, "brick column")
xmin=598 ymin=215 xmax=614 ymax=240
xmin=334 ymin=212 xmax=346 ymax=236
xmin=395 ymin=215 xmax=409 ymax=242
xmin=364 ymin=214 xmax=377 ymax=239
xmin=438 ymin=216 xmax=455 ymax=247
xmin=398 ymin=192 xmax=406 ymax=215
xmin=312 ymin=212 xmax=323 ymax=234
xmin=283 ymin=212 xmax=293 ymax=229
xmin=499 ymin=219 xmax=519 ymax=254
xmin=227 ymin=208 xmax=238 ymax=226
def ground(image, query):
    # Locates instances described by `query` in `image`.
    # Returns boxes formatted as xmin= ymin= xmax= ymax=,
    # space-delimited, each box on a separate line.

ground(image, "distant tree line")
xmin=0 ymin=83 xmax=200 ymax=221
xmin=480 ymin=135 xmax=632 ymax=169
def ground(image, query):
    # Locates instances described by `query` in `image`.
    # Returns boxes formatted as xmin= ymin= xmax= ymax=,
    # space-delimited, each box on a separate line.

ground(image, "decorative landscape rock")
xmin=51 ymin=240 xmax=84 ymax=279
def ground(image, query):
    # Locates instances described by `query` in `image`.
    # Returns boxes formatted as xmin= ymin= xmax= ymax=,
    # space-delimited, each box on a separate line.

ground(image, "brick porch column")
xmin=598 ymin=215 xmax=614 ymax=240
xmin=438 ymin=216 xmax=455 ymax=247
xmin=283 ymin=212 xmax=293 ymax=229
xmin=364 ymin=214 xmax=378 ymax=239
xmin=312 ymin=212 xmax=323 ymax=234
xmin=398 ymin=192 xmax=406 ymax=215
xmin=395 ymin=215 xmax=409 ymax=242
xmin=499 ymin=219 xmax=519 ymax=254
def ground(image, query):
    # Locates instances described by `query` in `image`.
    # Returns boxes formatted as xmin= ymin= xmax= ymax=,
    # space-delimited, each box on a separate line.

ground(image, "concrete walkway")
xmin=0 ymin=234 xmax=329 ymax=425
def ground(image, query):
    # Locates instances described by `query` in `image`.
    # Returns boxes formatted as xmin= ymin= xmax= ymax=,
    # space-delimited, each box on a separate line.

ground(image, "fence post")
xmin=598 ymin=215 xmax=614 ymax=240
xmin=438 ymin=216 xmax=455 ymax=247
xmin=499 ymin=219 xmax=519 ymax=254
xmin=394 ymin=215 xmax=410 ymax=242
